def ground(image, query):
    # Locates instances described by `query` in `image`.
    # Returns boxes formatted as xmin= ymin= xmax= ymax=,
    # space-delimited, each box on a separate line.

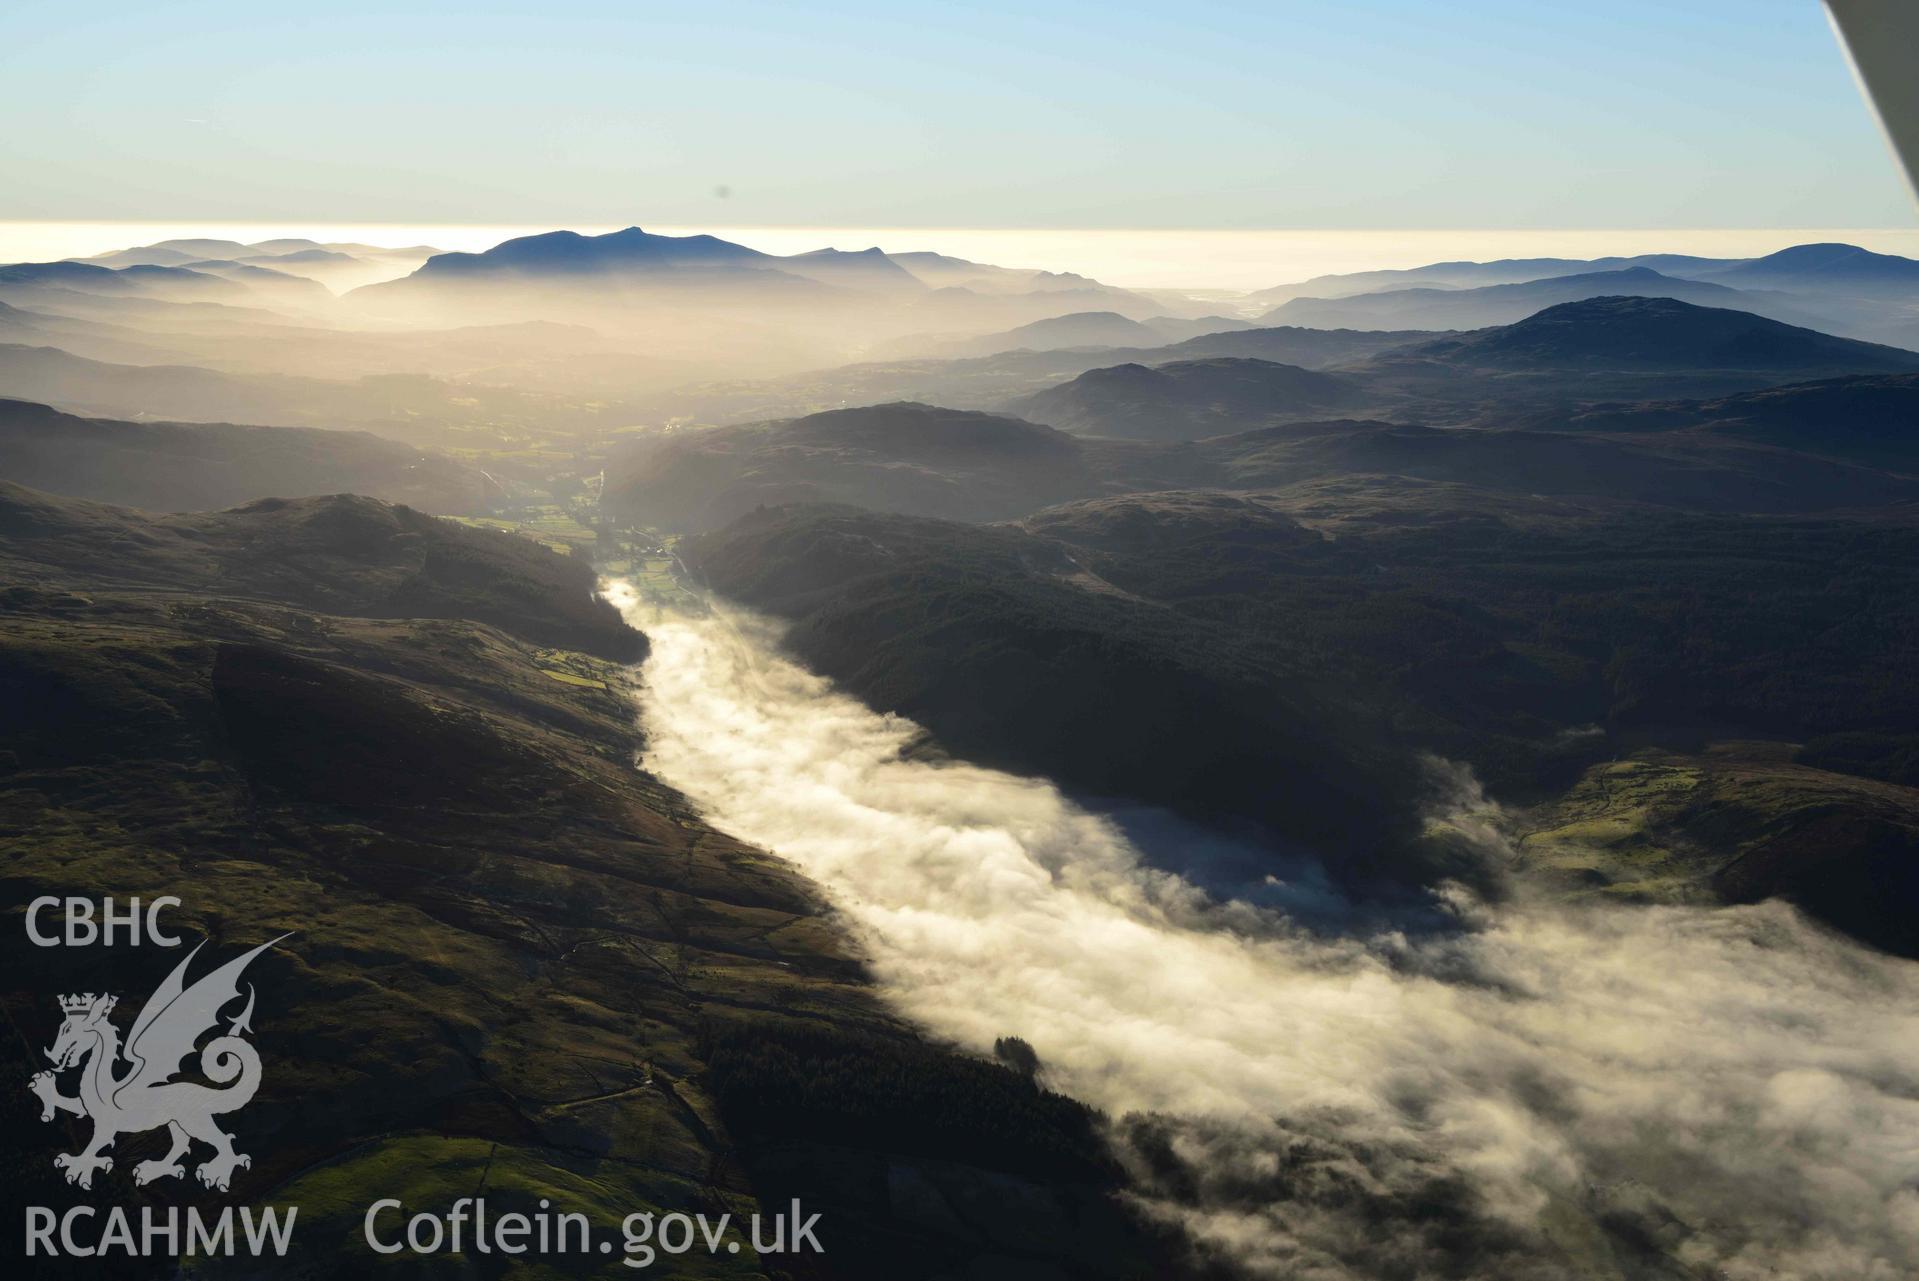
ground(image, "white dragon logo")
xmin=28 ymin=935 xmax=288 ymax=1192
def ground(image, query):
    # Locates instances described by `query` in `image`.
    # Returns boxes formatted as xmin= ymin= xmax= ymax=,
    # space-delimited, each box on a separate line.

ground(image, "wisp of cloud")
xmin=625 ymin=591 xmax=1919 ymax=1280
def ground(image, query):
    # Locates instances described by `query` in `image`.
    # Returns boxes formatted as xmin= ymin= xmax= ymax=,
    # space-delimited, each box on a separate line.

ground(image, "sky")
xmin=3 ymin=0 xmax=1914 ymax=231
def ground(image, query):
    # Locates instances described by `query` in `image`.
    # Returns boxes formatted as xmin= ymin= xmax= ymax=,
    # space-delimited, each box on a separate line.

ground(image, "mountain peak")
xmin=411 ymin=225 xmax=769 ymax=277
xmin=1705 ymin=241 xmax=1919 ymax=289
xmin=1750 ymin=242 xmax=1868 ymax=265
xmin=803 ymin=245 xmax=889 ymax=258
xmin=1419 ymin=295 xmax=1919 ymax=373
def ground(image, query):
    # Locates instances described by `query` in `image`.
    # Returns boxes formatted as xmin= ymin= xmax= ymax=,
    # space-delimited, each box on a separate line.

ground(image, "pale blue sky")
xmin=2 ymin=0 xmax=1911 ymax=228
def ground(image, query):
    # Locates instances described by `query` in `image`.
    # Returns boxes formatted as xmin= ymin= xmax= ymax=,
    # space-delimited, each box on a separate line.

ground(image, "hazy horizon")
xmin=8 ymin=220 xmax=1919 ymax=292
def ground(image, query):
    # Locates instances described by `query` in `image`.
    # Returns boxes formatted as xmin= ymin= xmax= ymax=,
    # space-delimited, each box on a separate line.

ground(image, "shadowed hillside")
xmin=0 ymin=482 xmax=640 ymax=660
xmin=605 ymin=402 xmax=1106 ymax=530
xmin=0 ymin=399 xmax=500 ymax=514
xmin=1501 ymin=373 xmax=1919 ymax=468
xmin=1008 ymin=357 xmax=1372 ymax=440
xmin=683 ymin=490 xmax=1919 ymax=952
xmin=0 ymin=480 xmax=1177 ymax=1278
xmin=0 ymin=343 xmax=635 ymax=450
xmin=605 ymin=399 xmax=1919 ymax=533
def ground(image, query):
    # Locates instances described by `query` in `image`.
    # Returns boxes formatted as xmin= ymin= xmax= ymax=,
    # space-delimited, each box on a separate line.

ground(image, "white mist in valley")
xmin=621 ymin=588 xmax=1919 ymax=1280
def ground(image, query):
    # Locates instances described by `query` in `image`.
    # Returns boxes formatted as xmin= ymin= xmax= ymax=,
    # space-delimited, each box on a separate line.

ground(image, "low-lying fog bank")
xmin=616 ymin=581 xmax=1919 ymax=1280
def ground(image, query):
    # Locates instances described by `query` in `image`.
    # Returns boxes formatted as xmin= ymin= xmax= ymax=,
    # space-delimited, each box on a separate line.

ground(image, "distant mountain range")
xmin=0 ymin=227 xmax=1206 ymax=394
xmin=886 ymin=252 xmax=1132 ymax=295
xmin=1691 ymin=242 xmax=1919 ymax=297
xmin=870 ymin=310 xmax=1256 ymax=360
xmin=0 ymin=297 xmax=193 ymax=365
xmin=24 ymin=232 xmax=1919 ymax=352
xmin=1001 ymin=297 xmax=1919 ymax=437
xmin=347 ymin=227 xmax=1176 ymax=331
xmin=4 ymin=285 xmax=1905 ymax=456
xmin=361 ymin=226 xmax=941 ymax=302
xmin=410 ymin=226 xmax=779 ymax=277
xmin=1252 ymin=242 xmax=1919 ymax=305
xmin=11 ymin=229 xmax=1919 ymax=447
xmin=1 ymin=255 xmax=357 ymax=311
xmin=665 ymin=324 xmax=1451 ymax=423
xmin=161 ymin=259 xmax=331 ymax=303
xmin=1251 ymin=242 xmax=1919 ymax=347
xmin=51 ymin=229 xmax=1167 ymax=321
xmin=897 ymin=310 xmax=1168 ymax=357
xmin=1248 ymin=252 xmax=1743 ymax=306
xmin=0 ymin=260 xmax=242 ymax=300
xmin=1392 ymin=295 xmax=1919 ymax=375
xmin=1262 ymin=266 xmax=1814 ymax=332
xmin=80 ymin=237 xmax=441 ymax=292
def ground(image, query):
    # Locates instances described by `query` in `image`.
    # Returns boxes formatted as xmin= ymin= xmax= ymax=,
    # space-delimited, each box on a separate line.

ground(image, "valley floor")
xmin=630 ymin=585 xmax=1919 ymax=1281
